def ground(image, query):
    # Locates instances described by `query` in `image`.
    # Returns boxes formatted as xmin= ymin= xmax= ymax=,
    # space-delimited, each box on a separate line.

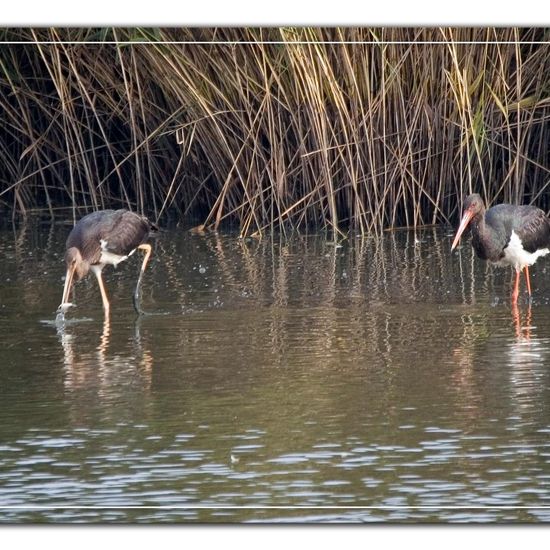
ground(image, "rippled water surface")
xmin=2 ymin=220 xmax=550 ymax=523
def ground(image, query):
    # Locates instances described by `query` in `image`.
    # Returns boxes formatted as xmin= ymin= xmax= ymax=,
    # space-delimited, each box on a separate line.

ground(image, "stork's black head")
xmin=65 ymin=247 xmax=89 ymax=280
xmin=451 ymin=193 xmax=485 ymax=251
xmin=462 ymin=193 xmax=485 ymax=217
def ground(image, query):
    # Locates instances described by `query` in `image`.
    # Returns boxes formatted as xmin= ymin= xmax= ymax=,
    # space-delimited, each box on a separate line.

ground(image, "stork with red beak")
xmin=58 ymin=209 xmax=156 ymax=317
xmin=451 ymin=193 xmax=550 ymax=304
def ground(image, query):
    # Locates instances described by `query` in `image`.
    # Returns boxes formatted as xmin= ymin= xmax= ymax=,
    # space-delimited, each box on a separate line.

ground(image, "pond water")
xmin=2 ymin=220 xmax=550 ymax=523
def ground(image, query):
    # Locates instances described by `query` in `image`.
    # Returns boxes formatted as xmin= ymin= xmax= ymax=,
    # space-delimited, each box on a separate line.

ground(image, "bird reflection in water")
xmin=511 ymin=302 xmax=532 ymax=341
xmin=97 ymin=315 xmax=111 ymax=363
xmin=56 ymin=315 xmax=153 ymax=399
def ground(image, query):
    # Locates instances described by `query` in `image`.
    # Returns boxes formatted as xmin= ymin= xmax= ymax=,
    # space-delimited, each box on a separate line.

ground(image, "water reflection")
xmin=56 ymin=315 xmax=153 ymax=404
xmin=2 ymin=222 xmax=550 ymax=523
xmin=511 ymin=303 xmax=532 ymax=341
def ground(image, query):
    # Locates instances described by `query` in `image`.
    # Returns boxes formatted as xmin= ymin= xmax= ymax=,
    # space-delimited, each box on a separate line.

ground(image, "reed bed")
xmin=0 ymin=27 xmax=549 ymax=235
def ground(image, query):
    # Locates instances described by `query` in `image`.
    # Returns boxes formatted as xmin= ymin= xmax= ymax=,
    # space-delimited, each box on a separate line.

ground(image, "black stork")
xmin=57 ymin=209 xmax=156 ymax=316
xmin=451 ymin=193 xmax=550 ymax=304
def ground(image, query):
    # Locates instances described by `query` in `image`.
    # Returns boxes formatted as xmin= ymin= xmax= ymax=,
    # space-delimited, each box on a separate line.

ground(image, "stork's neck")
xmin=471 ymin=207 xmax=487 ymax=234
xmin=470 ymin=206 xmax=504 ymax=262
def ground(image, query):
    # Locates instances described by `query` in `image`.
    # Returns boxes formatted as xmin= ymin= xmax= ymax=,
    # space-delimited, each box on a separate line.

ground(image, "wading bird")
xmin=451 ymin=193 xmax=550 ymax=305
xmin=57 ymin=209 xmax=156 ymax=316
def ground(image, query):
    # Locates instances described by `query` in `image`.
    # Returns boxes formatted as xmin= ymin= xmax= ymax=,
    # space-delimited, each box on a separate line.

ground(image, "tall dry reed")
xmin=0 ymin=27 xmax=549 ymax=235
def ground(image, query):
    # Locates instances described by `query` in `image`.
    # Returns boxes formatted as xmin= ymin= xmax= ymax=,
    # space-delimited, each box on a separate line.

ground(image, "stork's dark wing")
xmin=66 ymin=209 xmax=154 ymax=263
xmin=98 ymin=210 xmax=154 ymax=256
xmin=511 ymin=205 xmax=550 ymax=253
xmin=66 ymin=210 xmax=117 ymax=264
xmin=481 ymin=204 xmax=550 ymax=259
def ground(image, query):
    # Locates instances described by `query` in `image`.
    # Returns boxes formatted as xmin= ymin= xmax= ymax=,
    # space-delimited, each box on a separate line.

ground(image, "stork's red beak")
xmin=451 ymin=209 xmax=474 ymax=251
xmin=58 ymin=262 xmax=76 ymax=312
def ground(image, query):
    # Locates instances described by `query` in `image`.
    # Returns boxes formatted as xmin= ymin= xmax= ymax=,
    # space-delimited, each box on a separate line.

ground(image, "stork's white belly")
xmin=99 ymin=239 xmax=135 ymax=266
xmin=495 ymin=231 xmax=550 ymax=271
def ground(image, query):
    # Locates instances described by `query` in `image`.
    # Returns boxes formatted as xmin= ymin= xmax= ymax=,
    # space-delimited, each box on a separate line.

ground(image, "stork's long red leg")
xmin=91 ymin=265 xmax=110 ymax=314
xmin=511 ymin=269 xmax=520 ymax=305
xmin=524 ymin=266 xmax=532 ymax=297
xmin=133 ymin=244 xmax=152 ymax=315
